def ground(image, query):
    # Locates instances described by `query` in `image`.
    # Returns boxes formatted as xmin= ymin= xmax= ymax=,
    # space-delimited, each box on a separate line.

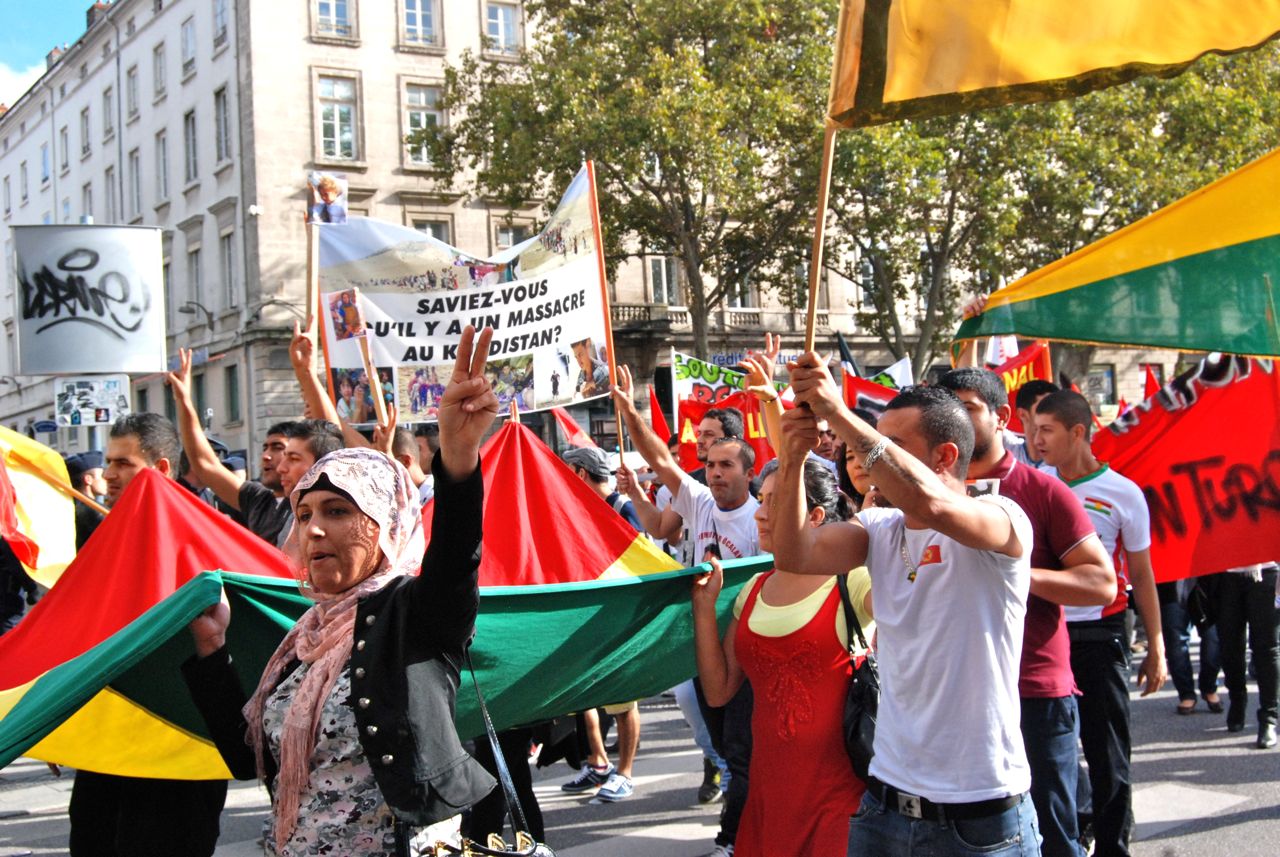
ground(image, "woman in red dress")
xmin=693 ymin=456 xmax=874 ymax=857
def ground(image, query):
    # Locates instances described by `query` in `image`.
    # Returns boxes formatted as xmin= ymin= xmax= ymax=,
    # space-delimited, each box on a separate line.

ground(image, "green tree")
xmin=410 ymin=0 xmax=838 ymax=358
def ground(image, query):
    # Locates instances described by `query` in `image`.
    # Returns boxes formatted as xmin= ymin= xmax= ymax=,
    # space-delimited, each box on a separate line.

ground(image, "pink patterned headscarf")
xmin=242 ymin=447 xmax=424 ymax=852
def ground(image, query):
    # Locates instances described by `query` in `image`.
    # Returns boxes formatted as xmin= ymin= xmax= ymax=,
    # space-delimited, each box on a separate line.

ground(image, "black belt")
xmin=866 ymin=777 xmax=1021 ymax=823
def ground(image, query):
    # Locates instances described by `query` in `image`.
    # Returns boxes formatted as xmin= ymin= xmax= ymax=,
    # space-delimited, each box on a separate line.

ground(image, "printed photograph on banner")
xmin=327 ymin=289 xmax=366 ymax=341
xmin=331 ymin=366 xmax=394 ymax=425
xmin=307 ymin=171 xmax=348 ymax=224
xmin=397 ymin=365 xmax=448 ymax=421
xmin=488 ymin=355 xmax=536 ymax=411
xmin=569 ymin=336 xmax=611 ymax=400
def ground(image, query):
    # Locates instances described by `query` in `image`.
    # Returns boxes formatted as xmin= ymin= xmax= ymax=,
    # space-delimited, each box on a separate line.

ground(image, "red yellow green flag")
xmin=829 ymin=0 xmax=1280 ymax=128
xmin=0 ymin=427 xmax=75 ymax=588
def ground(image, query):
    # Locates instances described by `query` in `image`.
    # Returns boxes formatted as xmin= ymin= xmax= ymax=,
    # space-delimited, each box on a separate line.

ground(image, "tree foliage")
xmin=412 ymin=0 xmax=839 ymax=358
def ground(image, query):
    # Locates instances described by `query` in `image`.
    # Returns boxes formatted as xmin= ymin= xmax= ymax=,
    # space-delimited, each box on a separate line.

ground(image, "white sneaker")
xmin=707 ymin=845 xmax=734 ymax=857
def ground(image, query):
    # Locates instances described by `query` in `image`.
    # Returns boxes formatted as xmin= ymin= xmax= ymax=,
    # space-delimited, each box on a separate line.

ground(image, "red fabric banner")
xmin=550 ymin=407 xmax=596 ymax=448
xmin=843 ymin=375 xmax=897 ymax=419
xmin=676 ymin=392 xmax=773 ymax=474
xmin=1143 ymin=365 xmax=1162 ymax=400
xmin=992 ymin=341 xmax=1053 ymax=432
xmin=649 ymin=385 xmax=672 ymax=442
xmin=0 ymin=459 xmax=39 ymax=568
xmin=1092 ymin=356 xmax=1280 ymax=582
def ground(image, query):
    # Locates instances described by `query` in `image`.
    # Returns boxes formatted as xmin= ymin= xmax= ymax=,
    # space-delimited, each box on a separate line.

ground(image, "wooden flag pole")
xmin=10 ymin=453 xmax=110 ymax=515
xmin=358 ymin=335 xmax=388 ymax=427
xmin=804 ymin=123 xmax=839 ymax=353
xmin=509 ymin=400 xmax=520 ymax=423
xmin=584 ymin=160 xmax=627 ymax=454
xmin=305 ymin=222 xmax=319 ymax=332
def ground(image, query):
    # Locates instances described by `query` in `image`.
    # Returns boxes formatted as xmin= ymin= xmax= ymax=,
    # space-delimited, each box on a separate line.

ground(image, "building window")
xmin=224 ymin=364 xmax=241 ymax=423
xmin=153 ymin=44 xmax=167 ymax=96
xmin=193 ymin=372 xmax=207 ymax=417
xmin=103 ymin=87 xmax=114 ymax=138
xmin=105 ymin=167 xmax=118 ymax=222
xmin=161 ymin=259 xmax=172 ymax=325
xmin=62 ymin=197 xmax=71 ymax=223
xmin=80 ymin=107 xmax=91 ymax=154
xmin=650 ymin=255 xmax=679 ymax=305
xmin=40 ymin=144 xmax=50 ymax=184
xmin=3 ymin=178 xmax=9 ymax=215
xmin=414 ymin=218 xmax=450 ymax=243
xmin=404 ymin=84 xmax=442 ymax=165
xmin=183 ymin=110 xmax=199 ymax=182
xmin=213 ymin=0 xmax=229 ymax=46
xmin=725 ymin=276 xmax=755 ymax=308
xmin=214 ymin=87 xmax=232 ymax=162
xmin=82 ymin=183 xmax=92 ymax=218
xmin=181 ymin=17 xmax=197 ymax=75
xmin=219 ymin=231 xmax=236 ymax=307
xmin=187 ymin=247 xmax=202 ymax=306
xmin=136 ymin=386 xmax=150 ymax=415
xmin=19 ymin=163 xmax=27 ymax=202
xmin=59 ymin=126 xmax=69 ymax=170
xmin=403 ymin=0 xmax=440 ymax=46
xmin=315 ymin=0 xmax=355 ymax=37
xmin=485 ymin=2 xmax=520 ymax=54
xmin=128 ymin=149 xmax=142 ymax=218
xmin=317 ymin=75 xmax=357 ymax=160
xmin=126 ymin=65 xmax=139 ymax=117
xmin=495 ymin=223 xmax=531 ymax=250
xmin=155 ymin=130 xmax=170 ymax=201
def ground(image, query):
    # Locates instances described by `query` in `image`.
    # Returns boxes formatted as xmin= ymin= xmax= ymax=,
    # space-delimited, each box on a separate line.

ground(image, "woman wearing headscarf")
xmin=182 ymin=326 xmax=500 ymax=856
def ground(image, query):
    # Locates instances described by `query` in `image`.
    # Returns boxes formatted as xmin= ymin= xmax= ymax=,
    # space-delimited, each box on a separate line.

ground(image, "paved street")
xmin=1 ymin=663 xmax=1277 ymax=856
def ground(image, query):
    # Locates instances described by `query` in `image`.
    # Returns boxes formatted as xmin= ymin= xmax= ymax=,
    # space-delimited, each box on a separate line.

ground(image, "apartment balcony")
xmin=610 ymin=304 xmax=836 ymax=334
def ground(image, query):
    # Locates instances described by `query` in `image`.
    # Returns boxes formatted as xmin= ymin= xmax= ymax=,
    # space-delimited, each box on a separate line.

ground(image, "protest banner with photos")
xmin=13 ymin=225 xmax=165 ymax=374
xmin=54 ymin=375 xmax=131 ymax=428
xmin=1092 ymin=355 xmax=1280 ymax=582
xmin=317 ymin=167 xmax=611 ymax=423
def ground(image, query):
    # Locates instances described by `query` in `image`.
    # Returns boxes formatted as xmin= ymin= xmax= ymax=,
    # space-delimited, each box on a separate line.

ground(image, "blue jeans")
xmin=1161 ymin=599 xmax=1221 ymax=702
xmin=848 ymin=789 xmax=1041 ymax=857
xmin=1020 ymin=696 xmax=1082 ymax=857
xmin=673 ymin=678 xmax=729 ymax=788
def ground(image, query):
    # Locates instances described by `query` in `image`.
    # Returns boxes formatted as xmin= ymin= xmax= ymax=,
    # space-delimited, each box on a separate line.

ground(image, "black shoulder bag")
xmin=428 ymin=652 xmax=557 ymax=857
xmin=835 ymin=574 xmax=879 ymax=781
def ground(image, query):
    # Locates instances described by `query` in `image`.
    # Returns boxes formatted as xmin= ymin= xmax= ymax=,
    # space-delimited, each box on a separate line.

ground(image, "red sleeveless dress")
xmin=733 ymin=572 xmax=866 ymax=857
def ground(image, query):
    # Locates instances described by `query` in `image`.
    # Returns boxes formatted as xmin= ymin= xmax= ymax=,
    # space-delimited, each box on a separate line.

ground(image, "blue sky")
xmin=0 ymin=1 xmax=100 ymax=106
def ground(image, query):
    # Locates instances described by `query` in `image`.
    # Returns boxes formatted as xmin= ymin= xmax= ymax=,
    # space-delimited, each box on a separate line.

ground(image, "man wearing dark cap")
xmin=563 ymin=446 xmax=642 ymax=532
xmin=63 ymin=452 xmax=107 ymax=550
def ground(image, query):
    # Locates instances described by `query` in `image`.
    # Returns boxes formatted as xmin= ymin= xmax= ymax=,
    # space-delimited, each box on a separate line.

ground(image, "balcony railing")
xmin=611 ymin=304 xmax=834 ymax=333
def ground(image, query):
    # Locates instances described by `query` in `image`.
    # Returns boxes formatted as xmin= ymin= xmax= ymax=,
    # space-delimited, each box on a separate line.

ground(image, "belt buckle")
xmin=896 ymin=792 xmax=923 ymax=819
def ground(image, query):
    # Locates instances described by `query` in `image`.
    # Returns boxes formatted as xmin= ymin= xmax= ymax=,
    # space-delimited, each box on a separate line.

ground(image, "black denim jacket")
xmin=182 ymin=454 xmax=496 ymax=828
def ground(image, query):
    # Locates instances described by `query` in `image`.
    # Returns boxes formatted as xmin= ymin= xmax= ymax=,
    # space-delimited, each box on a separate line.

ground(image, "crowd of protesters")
xmin=0 ymin=323 xmax=1273 ymax=857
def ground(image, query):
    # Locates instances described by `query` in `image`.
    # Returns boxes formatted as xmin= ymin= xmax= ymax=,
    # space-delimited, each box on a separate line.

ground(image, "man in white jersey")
xmin=773 ymin=354 xmax=1039 ymax=857
xmin=1033 ymin=390 xmax=1166 ymax=857
xmin=612 ymin=365 xmax=759 ymax=857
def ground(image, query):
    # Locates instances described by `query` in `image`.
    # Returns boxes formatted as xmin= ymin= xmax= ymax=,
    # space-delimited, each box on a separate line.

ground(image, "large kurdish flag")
xmin=829 ymin=0 xmax=1280 ymax=128
xmin=955 ymin=146 xmax=1280 ymax=356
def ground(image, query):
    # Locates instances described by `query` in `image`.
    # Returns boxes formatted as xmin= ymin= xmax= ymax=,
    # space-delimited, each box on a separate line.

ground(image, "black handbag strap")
xmin=464 ymin=648 xmax=532 ymax=838
xmin=835 ymin=573 xmax=869 ymax=654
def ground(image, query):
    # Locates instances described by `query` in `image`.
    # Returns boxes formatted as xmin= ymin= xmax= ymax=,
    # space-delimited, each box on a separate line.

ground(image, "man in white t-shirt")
xmin=773 ymin=355 xmax=1040 ymax=857
xmin=1034 ymin=390 xmax=1167 ymax=856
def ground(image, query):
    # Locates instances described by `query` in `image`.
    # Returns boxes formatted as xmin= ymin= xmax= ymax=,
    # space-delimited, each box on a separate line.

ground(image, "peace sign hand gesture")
xmin=437 ymin=326 xmax=500 ymax=480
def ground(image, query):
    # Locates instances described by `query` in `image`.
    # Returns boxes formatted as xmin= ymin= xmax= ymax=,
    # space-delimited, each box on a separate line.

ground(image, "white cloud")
xmin=0 ymin=61 xmax=47 ymax=110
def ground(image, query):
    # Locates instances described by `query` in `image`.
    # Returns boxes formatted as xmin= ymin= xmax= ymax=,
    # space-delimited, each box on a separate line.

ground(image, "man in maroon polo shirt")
xmin=939 ymin=368 xmax=1116 ymax=857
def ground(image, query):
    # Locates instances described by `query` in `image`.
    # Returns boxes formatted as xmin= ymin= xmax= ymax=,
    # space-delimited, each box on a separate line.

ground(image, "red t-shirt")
xmin=982 ymin=452 xmax=1096 ymax=698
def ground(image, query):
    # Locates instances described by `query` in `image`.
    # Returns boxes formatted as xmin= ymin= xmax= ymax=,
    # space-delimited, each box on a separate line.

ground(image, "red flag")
xmin=1117 ymin=397 xmax=1129 ymax=415
xmin=1143 ymin=365 xmax=1162 ymax=400
xmin=992 ymin=341 xmax=1054 ymax=432
xmin=648 ymin=385 xmax=672 ymax=441
xmin=551 ymin=407 xmax=596 ymax=448
xmin=422 ymin=422 xmax=677 ymax=586
xmin=1092 ymin=356 xmax=1280 ymax=582
xmin=843 ymin=374 xmax=897 ymax=419
xmin=0 ymin=459 xmax=39 ymax=568
xmin=676 ymin=392 xmax=773 ymax=474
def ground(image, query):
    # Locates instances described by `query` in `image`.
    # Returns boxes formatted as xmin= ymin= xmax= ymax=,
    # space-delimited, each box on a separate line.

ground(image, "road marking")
xmin=1132 ymin=783 xmax=1250 ymax=840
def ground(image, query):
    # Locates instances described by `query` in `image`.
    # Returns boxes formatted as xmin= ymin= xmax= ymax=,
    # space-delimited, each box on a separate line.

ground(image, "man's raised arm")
xmin=166 ymin=349 xmax=245 ymax=510
xmin=610 ymin=365 xmax=687 ymax=498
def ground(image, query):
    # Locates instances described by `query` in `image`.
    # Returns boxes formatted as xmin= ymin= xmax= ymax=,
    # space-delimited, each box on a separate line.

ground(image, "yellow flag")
xmin=0 ymin=427 xmax=76 ymax=588
xmin=830 ymin=0 xmax=1280 ymax=128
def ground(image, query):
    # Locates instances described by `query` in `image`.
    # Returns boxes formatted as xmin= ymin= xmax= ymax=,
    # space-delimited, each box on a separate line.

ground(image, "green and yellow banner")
xmin=829 ymin=0 xmax=1280 ymax=128
xmin=955 ymin=146 xmax=1280 ymax=356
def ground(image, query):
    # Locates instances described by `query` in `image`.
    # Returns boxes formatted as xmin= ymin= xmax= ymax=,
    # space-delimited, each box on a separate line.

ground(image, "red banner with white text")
xmin=677 ymin=392 xmax=773 ymax=474
xmin=993 ymin=341 xmax=1054 ymax=432
xmin=1091 ymin=356 xmax=1280 ymax=582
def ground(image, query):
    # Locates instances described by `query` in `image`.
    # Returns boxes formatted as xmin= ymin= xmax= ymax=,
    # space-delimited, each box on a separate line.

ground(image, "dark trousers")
xmin=68 ymin=771 xmax=226 ymax=857
xmin=696 ymin=677 xmax=752 ymax=848
xmin=1160 ymin=599 xmax=1221 ymax=702
xmin=1216 ymin=568 xmax=1280 ymax=728
xmin=1020 ymin=695 xmax=1082 ymax=857
xmin=1069 ymin=616 xmax=1133 ymax=857
xmin=465 ymin=726 xmax=545 ymax=843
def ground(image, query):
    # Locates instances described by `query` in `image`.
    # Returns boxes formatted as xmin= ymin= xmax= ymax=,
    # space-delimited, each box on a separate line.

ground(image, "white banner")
xmin=13 ymin=225 xmax=165 ymax=374
xmin=318 ymin=167 xmax=611 ymax=422
xmin=55 ymin=374 xmax=131 ymax=427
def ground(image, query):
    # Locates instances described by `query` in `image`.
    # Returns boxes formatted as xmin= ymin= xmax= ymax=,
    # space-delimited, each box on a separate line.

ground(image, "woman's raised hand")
xmin=438 ymin=325 xmax=499 ymax=480
xmin=189 ymin=589 xmax=231 ymax=658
